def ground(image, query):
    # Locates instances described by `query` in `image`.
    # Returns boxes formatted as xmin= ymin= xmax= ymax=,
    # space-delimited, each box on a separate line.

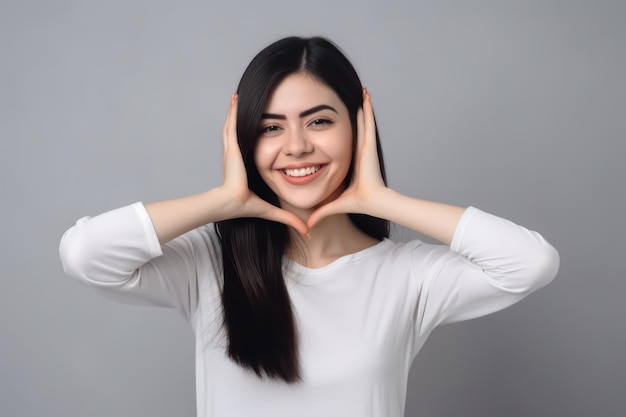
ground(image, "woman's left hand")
xmin=307 ymin=89 xmax=388 ymax=229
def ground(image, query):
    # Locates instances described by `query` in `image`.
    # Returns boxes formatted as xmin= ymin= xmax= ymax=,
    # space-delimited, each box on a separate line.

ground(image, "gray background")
xmin=1 ymin=0 xmax=624 ymax=416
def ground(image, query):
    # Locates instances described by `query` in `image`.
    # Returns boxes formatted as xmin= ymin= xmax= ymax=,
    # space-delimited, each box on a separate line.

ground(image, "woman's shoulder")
xmin=334 ymin=237 xmax=453 ymax=275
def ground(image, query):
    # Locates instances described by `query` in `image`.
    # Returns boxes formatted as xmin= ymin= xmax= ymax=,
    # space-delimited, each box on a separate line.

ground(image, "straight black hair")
xmin=215 ymin=36 xmax=389 ymax=383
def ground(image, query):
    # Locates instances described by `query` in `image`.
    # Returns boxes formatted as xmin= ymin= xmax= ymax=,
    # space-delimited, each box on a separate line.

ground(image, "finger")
xmin=362 ymin=89 xmax=376 ymax=147
xmin=222 ymin=94 xmax=238 ymax=152
xmin=263 ymin=205 xmax=309 ymax=237
xmin=245 ymin=195 xmax=309 ymax=236
xmin=359 ymin=89 xmax=383 ymax=180
xmin=356 ymin=105 xmax=365 ymax=151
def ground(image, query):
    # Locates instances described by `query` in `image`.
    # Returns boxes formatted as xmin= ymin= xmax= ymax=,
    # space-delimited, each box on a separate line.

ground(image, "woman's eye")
xmin=309 ymin=119 xmax=333 ymax=128
xmin=260 ymin=125 xmax=280 ymax=134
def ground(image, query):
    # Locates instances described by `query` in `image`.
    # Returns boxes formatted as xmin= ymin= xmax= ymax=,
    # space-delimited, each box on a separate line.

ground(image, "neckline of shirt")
xmin=284 ymin=238 xmax=393 ymax=280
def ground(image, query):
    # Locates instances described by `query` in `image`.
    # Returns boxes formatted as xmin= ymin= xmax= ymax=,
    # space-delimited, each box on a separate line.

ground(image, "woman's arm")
xmin=308 ymin=89 xmax=558 ymax=279
xmin=59 ymin=95 xmax=307 ymax=313
xmin=358 ymin=190 xmax=465 ymax=245
xmin=413 ymin=206 xmax=559 ymax=336
xmin=59 ymin=202 xmax=205 ymax=318
xmin=144 ymin=188 xmax=236 ymax=245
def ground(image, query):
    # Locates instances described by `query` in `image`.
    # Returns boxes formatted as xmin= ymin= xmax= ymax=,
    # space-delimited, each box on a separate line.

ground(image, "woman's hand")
xmin=307 ymin=89 xmax=464 ymax=244
xmin=220 ymin=95 xmax=309 ymax=236
xmin=145 ymin=95 xmax=308 ymax=244
xmin=307 ymin=89 xmax=388 ymax=229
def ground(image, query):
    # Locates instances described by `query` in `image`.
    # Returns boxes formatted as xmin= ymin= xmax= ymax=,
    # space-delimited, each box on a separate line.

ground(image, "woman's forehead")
xmin=264 ymin=73 xmax=345 ymax=115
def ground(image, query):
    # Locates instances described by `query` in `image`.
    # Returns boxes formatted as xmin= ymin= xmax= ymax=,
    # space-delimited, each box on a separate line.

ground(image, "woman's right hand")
xmin=218 ymin=94 xmax=309 ymax=236
xmin=144 ymin=95 xmax=308 ymax=245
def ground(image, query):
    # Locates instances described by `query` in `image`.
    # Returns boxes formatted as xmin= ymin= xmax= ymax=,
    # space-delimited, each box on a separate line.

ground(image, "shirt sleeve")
xmin=59 ymin=202 xmax=214 ymax=321
xmin=413 ymin=206 xmax=560 ymax=336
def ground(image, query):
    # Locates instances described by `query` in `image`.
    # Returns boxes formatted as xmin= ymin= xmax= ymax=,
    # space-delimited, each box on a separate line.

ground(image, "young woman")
xmin=59 ymin=36 xmax=559 ymax=417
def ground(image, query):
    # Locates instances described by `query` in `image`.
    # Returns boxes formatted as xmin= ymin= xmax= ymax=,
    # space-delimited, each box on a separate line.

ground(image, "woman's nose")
xmin=283 ymin=129 xmax=312 ymax=157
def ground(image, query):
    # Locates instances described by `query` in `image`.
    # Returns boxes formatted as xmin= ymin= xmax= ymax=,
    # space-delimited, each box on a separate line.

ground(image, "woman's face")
xmin=254 ymin=73 xmax=353 ymax=215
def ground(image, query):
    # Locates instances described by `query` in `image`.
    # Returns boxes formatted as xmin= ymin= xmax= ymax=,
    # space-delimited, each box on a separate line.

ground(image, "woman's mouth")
xmin=279 ymin=164 xmax=325 ymax=185
xmin=282 ymin=165 xmax=321 ymax=177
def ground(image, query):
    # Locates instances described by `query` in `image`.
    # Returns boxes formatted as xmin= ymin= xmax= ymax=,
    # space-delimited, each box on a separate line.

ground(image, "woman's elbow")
xmin=59 ymin=227 xmax=86 ymax=281
xmin=525 ymin=241 xmax=560 ymax=291
xmin=58 ymin=225 xmax=101 ymax=284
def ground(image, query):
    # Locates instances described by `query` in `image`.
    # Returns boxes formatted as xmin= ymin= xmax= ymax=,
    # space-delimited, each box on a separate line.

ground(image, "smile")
xmin=283 ymin=165 xmax=321 ymax=177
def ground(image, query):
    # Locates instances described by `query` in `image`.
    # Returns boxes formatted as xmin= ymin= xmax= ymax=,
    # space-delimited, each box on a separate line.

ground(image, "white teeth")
xmin=283 ymin=165 xmax=321 ymax=177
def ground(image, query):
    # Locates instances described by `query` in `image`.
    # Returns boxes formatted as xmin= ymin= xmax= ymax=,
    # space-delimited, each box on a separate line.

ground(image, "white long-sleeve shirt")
xmin=59 ymin=204 xmax=559 ymax=417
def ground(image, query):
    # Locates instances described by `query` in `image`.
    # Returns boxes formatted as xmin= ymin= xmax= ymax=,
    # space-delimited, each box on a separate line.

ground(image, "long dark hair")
xmin=215 ymin=36 xmax=389 ymax=383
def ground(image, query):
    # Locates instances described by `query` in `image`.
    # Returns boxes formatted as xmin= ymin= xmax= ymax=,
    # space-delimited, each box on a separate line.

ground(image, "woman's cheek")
xmin=254 ymin=141 xmax=274 ymax=171
xmin=254 ymin=142 xmax=280 ymax=186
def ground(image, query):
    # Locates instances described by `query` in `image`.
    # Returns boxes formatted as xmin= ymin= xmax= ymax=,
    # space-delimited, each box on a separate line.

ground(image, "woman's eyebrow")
xmin=299 ymin=104 xmax=338 ymax=118
xmin=261 ymin=104 xmax=338 ymax=120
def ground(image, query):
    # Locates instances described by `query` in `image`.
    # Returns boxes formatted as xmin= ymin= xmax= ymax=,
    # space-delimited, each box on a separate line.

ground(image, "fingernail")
xmin=304 ymin=232 xmax=311 ymax=240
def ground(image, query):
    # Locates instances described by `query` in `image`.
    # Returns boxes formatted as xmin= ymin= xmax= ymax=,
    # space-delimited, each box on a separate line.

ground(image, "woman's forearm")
xmin=144 ymin=187 xmax=236 ymax=245
xmin=368 ymin=188 xmax=466 ymax=245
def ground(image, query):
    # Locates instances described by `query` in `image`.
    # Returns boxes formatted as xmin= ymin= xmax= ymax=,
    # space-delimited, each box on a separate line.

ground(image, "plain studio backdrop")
xmin=1 ymin=1 xmax=624 ymax=416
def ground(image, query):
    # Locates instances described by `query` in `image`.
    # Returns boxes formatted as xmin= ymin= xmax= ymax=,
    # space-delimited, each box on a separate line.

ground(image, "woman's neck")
xmin=287 ymin=213 xmax=379 ymax=268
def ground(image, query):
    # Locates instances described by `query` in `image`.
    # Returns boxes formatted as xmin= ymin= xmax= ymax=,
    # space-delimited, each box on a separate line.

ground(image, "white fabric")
xmin=59 ymin=204 xmax=559 ymax=417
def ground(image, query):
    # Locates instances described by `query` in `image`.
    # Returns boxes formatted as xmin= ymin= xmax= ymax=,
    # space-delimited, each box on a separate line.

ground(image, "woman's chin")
xmin=280 ymin=201 xmax=317 ymax=215
xmin=277 ymin=184 xmax=346 ymax=216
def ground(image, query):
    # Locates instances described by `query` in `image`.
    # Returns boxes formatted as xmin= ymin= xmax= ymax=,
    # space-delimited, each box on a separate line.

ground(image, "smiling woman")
xmin=59 ymin=36 xmax=559 ymax=417
xmin=217 ymin=39 xmax=390 ymax=385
